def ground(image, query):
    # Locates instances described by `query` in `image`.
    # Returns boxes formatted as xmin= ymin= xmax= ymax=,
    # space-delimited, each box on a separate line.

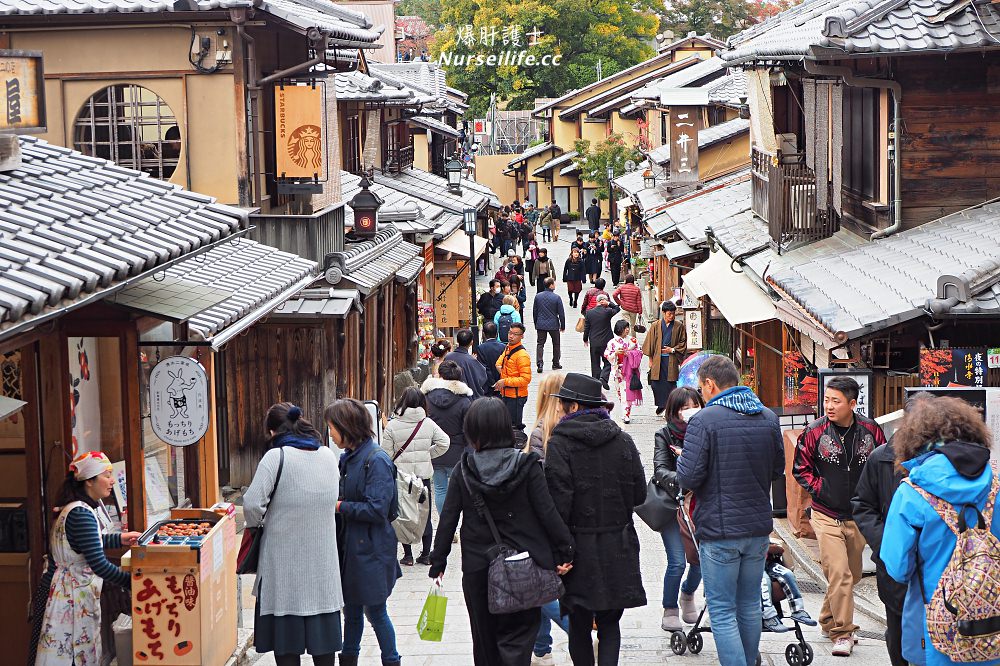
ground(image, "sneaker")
xmin=400 ymin=555 xmax=414 ymax=566
xmin=415 ymin=554 xmax=432 ymax=566
xmin=661 ymin=608 xmax=683 ymax=632
xmin=679 ymin=592 xmax=699 ymax=624
xmin=531 ymin=654 xmax=555 ymax=666
xmin=762 ymin=616 xmax=790 ymax=633
xmin=821 ymin=629 xmax=829 ymax=639
xmin=553 ymin=364 xmax=563 ymax=369
xmin=790 ymin=609 xmax=817 ymax=626
xmin=623 ymin=418 xmax=630 ymax=424
xmin=537 ymin=366 xmax=544 ymax=374
xmin=831 ymin=637 xmax=853 ymax=656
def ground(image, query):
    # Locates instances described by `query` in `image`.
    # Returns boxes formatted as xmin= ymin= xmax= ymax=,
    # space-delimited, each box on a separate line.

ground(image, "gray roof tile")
xmin=0 ymin=136 xmax=251 ymax=339
xmin=723 ymin=0 xmax=1000 ymax=63
xmin=326 ymin=226 xmax=422 ymax=294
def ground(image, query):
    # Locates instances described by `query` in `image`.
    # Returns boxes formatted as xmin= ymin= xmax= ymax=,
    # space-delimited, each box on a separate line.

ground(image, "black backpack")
xmin=497 ymin=312 xmax=514 ymax=344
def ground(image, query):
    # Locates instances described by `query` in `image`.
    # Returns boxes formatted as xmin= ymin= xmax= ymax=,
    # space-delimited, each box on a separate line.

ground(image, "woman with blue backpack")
xmin=494 ymin=295 xmax=522 ymax=344
xmin=327 ymin=398 xmax=402 ymax=666
xmin=882 ymin=396 xmax=1000 ymax=666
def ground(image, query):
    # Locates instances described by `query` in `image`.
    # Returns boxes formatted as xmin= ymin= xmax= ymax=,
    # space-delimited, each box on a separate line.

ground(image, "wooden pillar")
xmin=198 ymin=352 xmax=220 ymax=507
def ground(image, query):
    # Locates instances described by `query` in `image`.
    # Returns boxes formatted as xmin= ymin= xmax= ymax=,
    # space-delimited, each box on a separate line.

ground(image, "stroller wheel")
xmin=687 ymin=632 xmax=704 ymax=654
xmin=670 ymin=631 xmax=687 ymax=655
xmin=801 ymin=642 xmax=814 ymax=665
xmin=784 ymin=643 xmax=805 ymax=665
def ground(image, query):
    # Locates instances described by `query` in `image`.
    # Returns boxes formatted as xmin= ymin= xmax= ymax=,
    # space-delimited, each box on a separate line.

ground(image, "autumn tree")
xmin=659 ymin=0 xmax=800 ymax=41
xmin=571 ymin=134 xmax=643 ymax=200
xmin=429 ymin=0 xmax=659 ymax=116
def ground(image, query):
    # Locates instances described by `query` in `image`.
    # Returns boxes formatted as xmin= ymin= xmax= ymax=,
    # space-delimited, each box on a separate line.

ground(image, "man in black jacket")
xmin=585 ymin=198 xmax=601 ymax=232
xmin=851 ymin=392 xmax=934 ymax=666
xmin=532 ymin=277 xmax=565 ymax=373
xmin=582 ymin=294 xmax=619 ymax=389
xmin=444 ymin=329 xmax=488 ymax=399
xmin=476 ymin=279 xmax=504 ymax=323
xmin=476 ymin=323 xmax=506 ymax=397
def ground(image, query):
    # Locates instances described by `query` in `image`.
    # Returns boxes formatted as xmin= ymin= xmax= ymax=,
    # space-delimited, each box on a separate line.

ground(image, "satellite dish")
xmin=624 ymin=160 xmax=637 ymax=172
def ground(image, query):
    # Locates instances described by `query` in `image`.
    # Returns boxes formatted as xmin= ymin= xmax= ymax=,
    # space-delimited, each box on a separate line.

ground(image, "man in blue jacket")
xmin=677 ymin=355 xmax=784 ymax=666
xmin=532 ymin=277 xmax=565 ymax=374
xmin=444 ymin=328 xmax=488 ymax=399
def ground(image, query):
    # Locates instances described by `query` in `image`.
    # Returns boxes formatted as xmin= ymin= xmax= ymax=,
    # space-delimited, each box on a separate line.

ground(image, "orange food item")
xmin=174 ymin=641 xmax=194 ymax=656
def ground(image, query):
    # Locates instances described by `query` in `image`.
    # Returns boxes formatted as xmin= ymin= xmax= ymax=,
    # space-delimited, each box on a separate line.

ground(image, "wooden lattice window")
xmin=74 ymin=84 xmax=181 ymax=180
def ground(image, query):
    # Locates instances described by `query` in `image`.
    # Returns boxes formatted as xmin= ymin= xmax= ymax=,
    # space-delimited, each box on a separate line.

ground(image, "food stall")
xmin=123 ymin=506 xmax=237 ymax=665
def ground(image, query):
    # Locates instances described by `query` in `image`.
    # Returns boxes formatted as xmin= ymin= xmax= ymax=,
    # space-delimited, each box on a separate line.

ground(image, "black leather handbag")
xmin=461 ymin=468 xmax=564 ymax=614
xmin=629 ymin=368 xmax=643 ymax=392
xmin=237 ymin=448 xmax=284 ymax=575
xmin=635 ymin=477 xmax=678 ymax=532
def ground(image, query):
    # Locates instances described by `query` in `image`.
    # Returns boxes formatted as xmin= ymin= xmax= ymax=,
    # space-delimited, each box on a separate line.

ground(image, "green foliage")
xmin=397 ymin=0 xmax=445 ymax=30
xmin=429 ymin=0 xmax=659 ymax=116
xmin=571 ymin=134 xmax=642 ymax=200
xmin=568 ymin=211 xmax=581 ymax=221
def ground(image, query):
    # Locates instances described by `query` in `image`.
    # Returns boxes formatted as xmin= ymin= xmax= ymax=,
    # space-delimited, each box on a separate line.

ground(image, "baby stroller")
xmin=670 ymin=494 xmax=814 ymax=666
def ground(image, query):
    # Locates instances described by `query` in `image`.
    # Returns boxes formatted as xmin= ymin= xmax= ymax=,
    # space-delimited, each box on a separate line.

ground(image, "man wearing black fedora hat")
xmin=544 ymin=373 xmax=646 ymax=666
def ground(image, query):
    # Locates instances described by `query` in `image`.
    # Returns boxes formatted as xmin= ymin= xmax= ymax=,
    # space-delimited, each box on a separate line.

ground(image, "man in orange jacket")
xmin=494 ymin=322 xmax=532 ymax=428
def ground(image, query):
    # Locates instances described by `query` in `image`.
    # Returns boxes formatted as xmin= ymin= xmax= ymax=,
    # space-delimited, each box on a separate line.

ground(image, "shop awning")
xmin=684 ymin=250 xmax=776 ymax=325
xmin=663 ymin=239 xmax=699 ymax=260
xmin=436 ymin=230 xmax=488 ymax=259
xmin=326 ymin=227 xmax=423 ymax=295
xmin=272 ymin=288 xmax=362 ymax=319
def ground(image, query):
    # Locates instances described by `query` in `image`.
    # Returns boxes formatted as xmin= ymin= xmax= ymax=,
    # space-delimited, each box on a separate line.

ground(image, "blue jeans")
xmin=700 ymin=536 xmax=769 ymax=666
xmin=432 ymin=466 xmax=453 ymax=516
xmin=533 ymin=599 xmax=570 ymax=656
xmin=342 ymin=602 xmax=399 ymax=662
xmin=660 ymin=521 xmax=702 ymax=608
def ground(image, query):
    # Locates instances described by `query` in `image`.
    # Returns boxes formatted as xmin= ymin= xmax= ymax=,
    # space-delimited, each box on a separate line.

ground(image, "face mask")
xmin=679 ymin=407 xmax=701 ymax=422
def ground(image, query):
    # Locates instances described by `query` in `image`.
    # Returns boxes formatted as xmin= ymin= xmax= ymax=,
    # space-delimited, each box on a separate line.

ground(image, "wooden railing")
xmin=382 ymin=144 xmax=414 ymax=174
xmin=750 ymin=146 xmax=836 ymax=247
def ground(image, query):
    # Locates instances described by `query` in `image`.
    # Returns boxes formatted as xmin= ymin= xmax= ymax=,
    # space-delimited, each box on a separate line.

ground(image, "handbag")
xmin=391 ymin=420 xmax=431 ymax=544
xmin=634 ymin=476 xmax=678 ymax=532
xmin=416 ymin=582 xmax=448 ymax=641
xmin=237 ymin=447 xmax=284 ymax=574
xmin=461 ymin=467 xmax=564 ymax=614
xmin=575 ymin=316 xmax=585 ymax=333
xmin=634 ymin=323 xmax=647 ymax=334
xmin=629 ymin=368 xmax=643 ymax=391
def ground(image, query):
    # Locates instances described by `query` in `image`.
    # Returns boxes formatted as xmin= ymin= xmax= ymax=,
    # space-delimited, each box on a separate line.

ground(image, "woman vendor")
xmin=32 ymin=451 xmax=141 ymax=666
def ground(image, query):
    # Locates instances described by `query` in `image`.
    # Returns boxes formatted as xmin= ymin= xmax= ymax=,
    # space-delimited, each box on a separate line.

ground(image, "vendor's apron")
xmin=35 ymin=501 xmax=109 ymax=666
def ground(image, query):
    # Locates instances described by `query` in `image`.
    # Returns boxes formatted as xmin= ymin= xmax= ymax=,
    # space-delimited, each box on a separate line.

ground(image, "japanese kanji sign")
xmin=149 ymin=356 xmax=209 ymax=447
xmin=669 ymin=106 xmax=701 ymax=184
xmin=920 ymin=347 xmax=987 ymax=388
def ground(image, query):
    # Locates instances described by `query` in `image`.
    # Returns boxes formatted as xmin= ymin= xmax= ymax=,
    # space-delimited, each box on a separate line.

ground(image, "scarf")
xmin=559 ymin=407 xmax=610 ymax=423
xmin=707 ymin=386 xmax=765 ymax=415
xmin=667 ymin=419 xmax=687 ymax=448
xmin=271 ymin=431 xmax=322 ymax=451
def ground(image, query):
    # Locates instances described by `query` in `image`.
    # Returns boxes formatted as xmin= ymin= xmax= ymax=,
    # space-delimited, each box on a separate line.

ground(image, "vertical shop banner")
xmin=434 ymin=275 xmax=461 ymax=328
xmin=274 ymin=85 xmax=323 ymax=178
xmin=669 ymin=106 xmax=702 ymax=184
xmin=920 ymin=347 xmax=987 ymax=387
xmin=685 ymin=310 xmax=703 ymax=350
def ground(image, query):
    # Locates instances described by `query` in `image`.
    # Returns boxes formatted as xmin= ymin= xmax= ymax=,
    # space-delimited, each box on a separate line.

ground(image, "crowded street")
xmin=243 ymin=230 xmax=890 ymax=666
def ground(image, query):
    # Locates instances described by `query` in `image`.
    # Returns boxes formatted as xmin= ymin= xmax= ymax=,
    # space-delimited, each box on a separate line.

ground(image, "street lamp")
xmin=446 ymin=155 xmax=464 ymax=194
xmin=607 ymin=165 xmax=616 ymax=232
xmin=643 ymin=168 xmax=656 ymax=190
xmin=463 ymin=206 xmax=479 ymax=351
xmin=348 ymin=171 xmax=383 ymax=238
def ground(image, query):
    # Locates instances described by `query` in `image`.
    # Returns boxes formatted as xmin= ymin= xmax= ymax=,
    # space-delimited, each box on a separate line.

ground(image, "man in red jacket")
xmin=612 ymin=274 xmax=643 ymax=333
xmin=793 ymin=376 xmax=885 ymax=656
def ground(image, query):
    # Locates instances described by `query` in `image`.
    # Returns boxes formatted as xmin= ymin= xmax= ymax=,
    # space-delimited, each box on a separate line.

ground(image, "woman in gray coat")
xmin=244 ymin=402 xmax=342 ymax=666
xmin=382 ymin=387 xmax=449 ymax=565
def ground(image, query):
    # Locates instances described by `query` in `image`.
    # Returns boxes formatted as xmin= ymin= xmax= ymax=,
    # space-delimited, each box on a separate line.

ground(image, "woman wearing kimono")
xmin=33 ymin=451 xmax=140 ymax=666
xmin=604 ymin=319 xmax=642 ymax=424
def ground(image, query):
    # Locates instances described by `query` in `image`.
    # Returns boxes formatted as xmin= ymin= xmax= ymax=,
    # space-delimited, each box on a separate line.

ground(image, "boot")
xmin=338 ymin=657 xmax=358 ymax=666
xmin=381 ymin=661 xmax=401 ymax=666
xmin=661 ymin=608 xmax=683 ymax=632
xmin=679 ymin=592 xmax=699 ymax=624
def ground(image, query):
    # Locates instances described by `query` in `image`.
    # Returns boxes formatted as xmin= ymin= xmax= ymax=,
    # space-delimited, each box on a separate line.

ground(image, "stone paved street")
xmin=247 ymin=228 xmax=889 ymax=666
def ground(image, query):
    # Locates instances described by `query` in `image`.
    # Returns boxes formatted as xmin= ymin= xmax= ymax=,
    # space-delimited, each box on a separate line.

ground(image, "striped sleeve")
xmin=65 ymin=507 xmax=130 ymax=588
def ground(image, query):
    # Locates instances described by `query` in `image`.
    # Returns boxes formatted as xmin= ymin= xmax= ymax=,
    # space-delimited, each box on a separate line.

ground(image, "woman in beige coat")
xmin=382 ymin=387 xmax=450 ymax=565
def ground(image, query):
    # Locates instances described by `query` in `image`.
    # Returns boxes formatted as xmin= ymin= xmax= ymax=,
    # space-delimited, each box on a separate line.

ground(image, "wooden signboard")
xmin=274 ymin=85 xmax=323 ymax=179
xmin=434 ymin=274 xmax=461 ymax=328
xmin=669 ymin=106 xmax=702 ymax=184
xmin=0 ymin=51 xmax=44 ymax=133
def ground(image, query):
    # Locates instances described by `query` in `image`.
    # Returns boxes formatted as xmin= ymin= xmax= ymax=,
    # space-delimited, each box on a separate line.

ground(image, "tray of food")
xmin=138 ymin=519 xmax=216 ymax=547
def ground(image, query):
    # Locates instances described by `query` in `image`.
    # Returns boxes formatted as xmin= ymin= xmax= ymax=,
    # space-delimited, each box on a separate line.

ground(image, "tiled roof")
xmin=367 ymin=62 xmax=466 ymax=113
xmin=767 ymin=199 xmax=1000 ymax=340
xmin=655 ymin=173 xmax=753 ymax=244
xmin=409 ymin=115 xmax=461 ymax=138
xmin=630 ymin=57 xmax=729 ymax=102
xmin=705 ymin=71 xmax=747 ymax=104
xmin=531 ymin=151 xmax=578 ymax=177
xmin=647 ymin=117 xmax=750 ymax=166
xmin=325 ymin=226 xmax=422 ymax=293
xmin=0 ymin=136 xmax=246 ymax=341
xmin=0 ymin=0 xmax=385 ymax=44
xmin=341 ymin=171 xmax=454 ymax=236
xmin=335 ymin=71 xmax=415 ymax=102
xmin=272 ymin=287 xmax=361 ymax=319
xmin=559 ymin=162 xmax=581 ymax=176
xmin=723 ymin=0 xmax=1000 ymax=64
xmin=154 ymin=239 xmax=316 ymax=346
xmin=381 ymin=168 xmax=489 ymax=213
xmin=507 ymin=142 xmax=555 ymax=168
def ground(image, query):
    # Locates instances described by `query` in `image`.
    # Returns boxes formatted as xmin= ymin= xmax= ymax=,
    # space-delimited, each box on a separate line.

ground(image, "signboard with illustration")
xmin=782 ymin=350 xmax=817 ymax=408
xmin=920 ymin=347 xmax=987 ymax=388
xmin=148 ymin=357 xmax=209 ymax=447
xmin=274 ymin=84 xmax=324 ymax=179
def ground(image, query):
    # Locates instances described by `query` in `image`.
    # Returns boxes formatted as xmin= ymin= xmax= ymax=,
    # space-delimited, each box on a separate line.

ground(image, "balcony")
xmin=382 ymin=144 xmax=414 ymax=175
xmin=751 ymin=146 xmax=836 ymax=248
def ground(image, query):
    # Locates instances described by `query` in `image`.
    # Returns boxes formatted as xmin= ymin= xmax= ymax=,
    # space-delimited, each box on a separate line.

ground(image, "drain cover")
xmin=797 ymin=579 xmax=824 ymax=594
xmin=857 ymin=629 xmax=886 ymax=641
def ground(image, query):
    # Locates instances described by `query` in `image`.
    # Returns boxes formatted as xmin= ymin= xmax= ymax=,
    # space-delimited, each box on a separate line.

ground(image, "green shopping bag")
xmin=417 ymin=582 xmax=448 ymax=641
